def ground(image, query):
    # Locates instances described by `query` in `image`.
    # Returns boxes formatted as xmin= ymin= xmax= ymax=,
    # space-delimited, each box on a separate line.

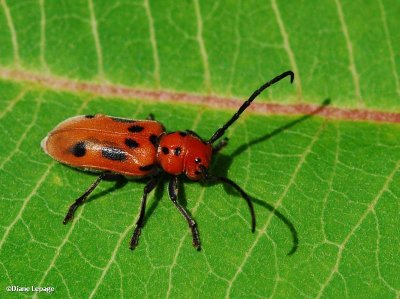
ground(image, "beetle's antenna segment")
xmin=202 ymin=165 xmax=298 ymax=255
xmin=204 ymin=171 xmax=256 ymax=232
xmin=208 ymin=71 xmax=294 ymax=144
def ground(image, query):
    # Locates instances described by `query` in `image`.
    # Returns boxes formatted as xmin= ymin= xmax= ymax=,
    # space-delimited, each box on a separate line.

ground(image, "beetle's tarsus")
xmin=62 ymin=216 xmax=71 ymax=225
xmin=146 ymin=113 xmax=155 ymax=120
xmin=130 ymin=228 xmax=141 ymax=250
xmin=63 ymin=207 xmax=77 ymax=224
xmin=194 ymin=242 xmax=201 ymax=251
xmin=191 ymin=225 xmax=201 ymax=251
xmin=129 ymin=175 xmax=161 ymax=250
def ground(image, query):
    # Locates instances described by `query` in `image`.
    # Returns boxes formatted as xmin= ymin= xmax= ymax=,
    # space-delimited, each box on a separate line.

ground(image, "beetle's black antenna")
xmin=208 ymin=71 xmax=294 ymax=144
xmin=201 ymin=166 xmax=298 ymax=255
xmin=202 ymin=168 xmax=256 ymax=232
xmin=215 ymin=176 xmax=256 ymax=232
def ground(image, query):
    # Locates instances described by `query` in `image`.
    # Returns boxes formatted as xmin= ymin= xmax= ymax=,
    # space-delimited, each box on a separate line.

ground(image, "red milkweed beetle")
xmin=41 ymin=71 xmax=294 ymax=252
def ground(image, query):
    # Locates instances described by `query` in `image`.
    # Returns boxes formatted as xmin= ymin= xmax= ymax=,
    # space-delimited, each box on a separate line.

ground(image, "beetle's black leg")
xmin=168 ymin=176 xmax=201 ymax=250
xmin=130 ymin=175 xmax=160 ymax=250
xmin=63 ymin=173 xmax=107 ymax=224
xmin=213 ymin=137 xmax=229 ymax=154
xmin=146 ymin=113 xmax=155 ymax=120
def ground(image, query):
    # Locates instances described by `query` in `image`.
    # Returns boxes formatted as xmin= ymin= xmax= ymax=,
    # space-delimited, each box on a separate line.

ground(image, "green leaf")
xmin=0 ymin=1 xmax=399 ymax=299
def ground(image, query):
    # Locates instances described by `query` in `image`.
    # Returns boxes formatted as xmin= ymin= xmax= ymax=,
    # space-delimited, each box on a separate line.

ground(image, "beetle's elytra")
xmin=42 ymin=71 xmax=295 ymax=252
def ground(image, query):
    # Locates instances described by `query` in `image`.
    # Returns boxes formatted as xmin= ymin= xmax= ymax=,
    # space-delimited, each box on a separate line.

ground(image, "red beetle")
xmin=41 ymin=71 xmax=294 ymax=251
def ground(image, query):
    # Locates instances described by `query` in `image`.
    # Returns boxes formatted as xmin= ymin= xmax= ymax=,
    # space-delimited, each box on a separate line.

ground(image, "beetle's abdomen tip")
xmin=40 ymin=135 xmax=49 ymax=154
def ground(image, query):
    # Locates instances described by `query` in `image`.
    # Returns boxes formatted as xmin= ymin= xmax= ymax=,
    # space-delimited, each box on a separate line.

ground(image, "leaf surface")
xmin=0 ymin=1 xmax=399 ymax=298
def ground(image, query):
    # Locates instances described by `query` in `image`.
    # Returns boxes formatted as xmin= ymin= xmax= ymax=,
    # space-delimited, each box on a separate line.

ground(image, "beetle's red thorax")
xmin=157 ymin=132 xmax=212 ymax=180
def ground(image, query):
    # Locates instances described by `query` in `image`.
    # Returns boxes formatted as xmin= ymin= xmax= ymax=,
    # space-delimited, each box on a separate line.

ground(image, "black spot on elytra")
xmin=195 ymin=158 xmax=202 ymax=164
xmin=101 ymin=146 xmax=127 ymax=161
xmin=162 ymin=147 xmax=169 ymax=154
xmin=85 ymin=114 xmax=95 ymax=119
xmin=112 ymin=117 xmax=136 ymax=123
xmin=149 ymin=135 xmax=158 ymax=147
xmin=174 ymin=147 xmax=181 ymax=156
xmin=125 ymin=138 xmax=139 ymax=148
xmin=70 ymin=142 xmax=86 ymax=157
xmin=139 ymin=164 xmax=155 ymax=171
xmin=179 ymin=131 xmax=187 ymax=137
xmin=128 ymin=125 xmax=144 ymax=132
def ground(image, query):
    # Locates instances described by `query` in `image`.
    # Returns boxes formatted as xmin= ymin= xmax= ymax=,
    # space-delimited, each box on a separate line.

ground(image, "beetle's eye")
xmin=194 ymin=157 xmax=201 ymax=164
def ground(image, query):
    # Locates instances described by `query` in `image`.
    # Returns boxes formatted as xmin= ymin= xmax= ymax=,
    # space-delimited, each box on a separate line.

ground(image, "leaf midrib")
xmin=1 ymin=67 xmax=400 ymax=124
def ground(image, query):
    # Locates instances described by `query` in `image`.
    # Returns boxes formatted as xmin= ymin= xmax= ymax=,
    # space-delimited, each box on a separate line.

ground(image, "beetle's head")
xmin=157 ymin=131 xmax=212 ymax=180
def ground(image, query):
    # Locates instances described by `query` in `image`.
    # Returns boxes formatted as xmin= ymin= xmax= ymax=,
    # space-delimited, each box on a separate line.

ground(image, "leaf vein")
xmin=225 ymin=120 xmax=327 ymax=297
xmin=271 ymin=0 xmax=303 ymax=101
xmin=0 ymin=89 xmax=26 ymax=120
xmin=377 ymin=0 xmax=400 ymax=97
xmin=193 ymin=0 xmax=211 ymax=92
xmin=374 ymin=211 xmax=400 ymax=295
xmin=334 ymin=0 xmax=363 ymax=106
xmin=0 ymin=0 xmax=20 ymax=66
xmin=316 ymin=159 xmax=400 ymax=298
xmin=39 ymin=0 xmax=49 ymax=72
xmin=0 ymin=94 xmax=41 ymax=170
xmin=0 ymin=161 xmax=55 ymax=251
xmin=88 ymin=0 xmax=105 ymax=80
xmin=143 ymin=0 xmax=161 ymax=87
